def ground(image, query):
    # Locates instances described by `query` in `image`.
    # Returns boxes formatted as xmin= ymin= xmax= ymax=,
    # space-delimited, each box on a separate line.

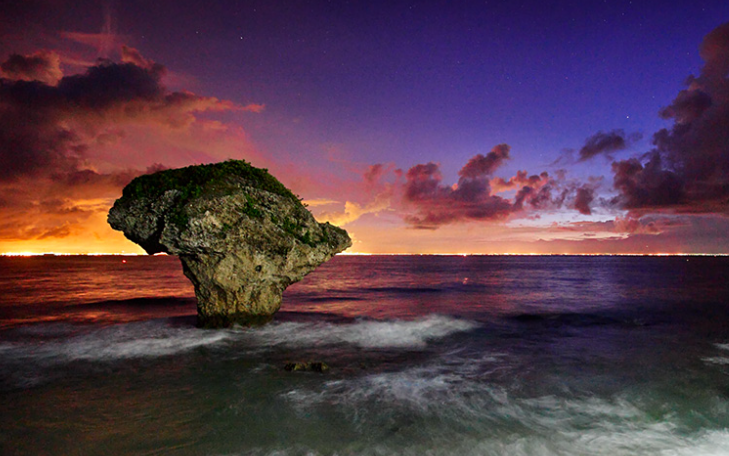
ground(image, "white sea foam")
xmin=1 ymin=315 xmax=476 ymax=371
xmin=703 ymin=357 xmax=729 ymax=365
xmin=702 ymin=343 xmax=729 ymax=365
xmin=284 ymin=354 xmax=511 ymax=422
xmin=61 ymin=324 xmax=230 ymax=361
xmin=1 ymin=315 xmax=476 ymax=370
xmin=1 ymin=320 xmax=231 ymax=364
xmin=244 ymin=314 xmax=479 ymax=349
xmin=278 ymin=352 xmax=729 ymax=456
xmin=222 ymin=429 xmax=729 ymax=456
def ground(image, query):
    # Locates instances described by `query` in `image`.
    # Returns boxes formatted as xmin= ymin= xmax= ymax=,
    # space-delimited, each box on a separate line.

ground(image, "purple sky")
xmin=2 ymin=0 xmax=729 ymax=254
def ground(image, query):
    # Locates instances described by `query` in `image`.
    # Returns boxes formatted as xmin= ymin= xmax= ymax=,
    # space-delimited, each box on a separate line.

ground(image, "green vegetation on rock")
xmin=242 ymin=195 xmax=262 ymax=219
xmin=123 ymin=159 xmax=300 ymax=203
xmin=121 ymin=160 xmax=300 ymax=231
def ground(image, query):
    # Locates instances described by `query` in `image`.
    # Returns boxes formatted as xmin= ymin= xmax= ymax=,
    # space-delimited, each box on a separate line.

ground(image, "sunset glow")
xmin=2 ymin=1 xmax=729 ymax=254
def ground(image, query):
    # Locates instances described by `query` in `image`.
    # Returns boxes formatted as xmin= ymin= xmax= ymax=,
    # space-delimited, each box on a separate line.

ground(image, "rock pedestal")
xmin=108 ymin=160 xmax=351 ymax=327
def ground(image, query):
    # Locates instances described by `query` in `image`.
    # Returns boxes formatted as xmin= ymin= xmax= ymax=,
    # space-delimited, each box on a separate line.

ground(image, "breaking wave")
xmin=0 ymin=314 xmax=476 ymax=372
xmin=703 ymin=342 xmax=729 ymax=365
xmin=242 ymin=314 xmax=479 ymax=349
xmin=0 ymin=319 xmax=231 ymax=364
xmin=224 ymin=429 xmax=729 ymax=456
xmin=275 ymin=355 xmax=729 ymax=456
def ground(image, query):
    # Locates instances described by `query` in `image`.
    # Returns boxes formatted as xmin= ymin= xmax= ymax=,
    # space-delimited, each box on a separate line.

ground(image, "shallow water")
xmin=1 ymin=255 xmax=729 ymax=455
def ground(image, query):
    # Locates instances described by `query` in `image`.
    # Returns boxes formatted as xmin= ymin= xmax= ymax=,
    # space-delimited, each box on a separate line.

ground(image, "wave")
xmin=223 ymin=429 xmax=729 ymax=456
xmin=0 ymin=319 xmax=231 ymax=364
xmin=0 ymin=314 xmax=479 ymax=391
xmin=703 ymin=342 xmax=729 ymax=365
xmin=228 ymin=430 xmax=729 ymax=456
xmin=277 ymin=354 xmax=729 ymax=456
xmin=242 ymin=314 xmax=479 ymax=349
xmin=0 ymin=314 xmax=476 ymax=370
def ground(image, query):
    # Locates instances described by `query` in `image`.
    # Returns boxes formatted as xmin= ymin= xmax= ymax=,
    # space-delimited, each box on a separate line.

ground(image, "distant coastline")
xmin=2 ymin=252 xmax=728 ymax=257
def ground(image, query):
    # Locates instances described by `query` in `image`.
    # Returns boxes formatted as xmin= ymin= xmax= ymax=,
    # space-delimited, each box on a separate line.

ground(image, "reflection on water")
xmin=0 ymin=256 xmax=195 ymax=328
xmin=2 ymin=255 xmax=729 ymax=455
xmin=0 ymin=255 xmax=193 ymax=306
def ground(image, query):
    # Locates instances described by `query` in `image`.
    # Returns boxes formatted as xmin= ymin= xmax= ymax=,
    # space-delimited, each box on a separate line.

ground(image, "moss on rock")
xmin=123 ymin=159 xmax=299 ymax=203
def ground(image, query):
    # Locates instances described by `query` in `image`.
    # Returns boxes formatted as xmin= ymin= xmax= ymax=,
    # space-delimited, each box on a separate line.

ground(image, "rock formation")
xmin=284 ymin=361 xmax=330 ymax=373
xmin=108 ymin=160 xmax=351 ymax=327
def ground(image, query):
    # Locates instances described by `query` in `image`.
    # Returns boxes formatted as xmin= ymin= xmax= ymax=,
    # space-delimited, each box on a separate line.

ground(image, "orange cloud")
xmin=317 ymin=190 xmax=392 ymax=226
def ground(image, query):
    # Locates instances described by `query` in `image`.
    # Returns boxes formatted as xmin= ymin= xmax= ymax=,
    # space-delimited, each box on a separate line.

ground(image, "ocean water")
xmin=1 ymin=255 xmax=729 ymax=455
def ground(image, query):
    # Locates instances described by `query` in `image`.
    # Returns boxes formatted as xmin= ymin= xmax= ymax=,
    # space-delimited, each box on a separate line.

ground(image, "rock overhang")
xmin=108 ymin=160 xmax=351 ymax=327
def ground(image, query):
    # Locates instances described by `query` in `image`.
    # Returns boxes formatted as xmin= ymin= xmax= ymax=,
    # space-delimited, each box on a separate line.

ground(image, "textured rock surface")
xmin=108 ymin=160 xmax=351 ymax=327
xmin=283 ymin=361 xmax=330 ymax=373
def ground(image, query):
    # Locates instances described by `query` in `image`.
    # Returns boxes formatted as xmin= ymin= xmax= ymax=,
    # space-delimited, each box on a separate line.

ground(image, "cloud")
xmin=0 ymin=50 xmax=247 ymax=182
xmin=120 ymin=45 xmax=159 ymax=71
xmin=401 ymin=144 xmax=572 ymax=228
xmin=60 ymin=3 xmax=124 ymax=58
xmin=491 ymin=170 xmax=550 ymax=193
xmin=573 ymin=185 xmax=595 ymax=215
xmin=302 ymin=198 xmax=340 ymax=208
xmin=60 ymin=31 xmax=128 ymax=56
xmin=578 ymin=129 xmax=641 ymax=161
xmin=0 ymin=50 xmax=63 ymax=85
xmin=610 ymin=22 xmax=729 ymax=215
xmin=611 ymin=152 xmax=684 ymax=210
xmin=458 ymin=144 xmax=510 ymax=178
xmin=0 ymin=163 xmax=163 ymax=242
xmin=314 ymin=163 xmax=397 ymax=226
xmin=0 ymin=47 xmax=260 ymax=244
xmin=363 ymin=163 xmax=396 ymax=186
xmin=559 ymin=215 xmax=686 ymax=237
xmin=392 ymin=22 xmax=729 ymax=236
xmin=318 ymin=191 xmax=392 ymax=226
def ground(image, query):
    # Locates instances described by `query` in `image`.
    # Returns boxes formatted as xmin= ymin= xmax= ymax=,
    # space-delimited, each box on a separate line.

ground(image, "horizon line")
xmin=2 ymin=252 xmax=728 ymax=257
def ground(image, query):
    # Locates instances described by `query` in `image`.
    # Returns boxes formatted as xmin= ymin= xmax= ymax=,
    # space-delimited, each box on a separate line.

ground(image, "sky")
xmin=1 ymin=0 xmax=729 ymax=254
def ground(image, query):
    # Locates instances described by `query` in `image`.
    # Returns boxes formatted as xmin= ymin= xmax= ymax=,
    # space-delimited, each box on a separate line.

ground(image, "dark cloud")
xmin=573 ymin=186 xmax=595 ymax=215
xmin=579 ymin=130 xmax=628 ymax=161
xmin=0 ymin=47 xmax=241 ymax=242
xmin=700 ymin=21 xmax=729 ymax=80
xmin=0 ymin=50 xmax=63 ymax=85
xmin=658 ymin=89 xmax=712 ymax=124
xmin=458 ymin=144 xmax=510 ymax=178
xmin=56 ymin=59 xmax=165 ymax=109
xmin=578 ymin=129 xmax=644 ymax=161
xmin=611 ymin=152 xmax=684 ymax=210
xmin=0 ymin=49 xmax=237 ymax=182
xmin=611 ymin=22 xmax=729 ymax=214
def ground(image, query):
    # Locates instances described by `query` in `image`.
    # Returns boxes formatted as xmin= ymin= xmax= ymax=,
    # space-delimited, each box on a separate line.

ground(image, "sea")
xmin=1 ymin=254 xmax=729 ymax=456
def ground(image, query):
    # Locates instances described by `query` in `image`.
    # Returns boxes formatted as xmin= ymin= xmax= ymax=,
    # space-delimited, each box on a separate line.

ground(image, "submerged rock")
xmin=108 ymin=160 xmax=351 ymax=327
xmin=284 ymin=361 xmax=330 ymax=373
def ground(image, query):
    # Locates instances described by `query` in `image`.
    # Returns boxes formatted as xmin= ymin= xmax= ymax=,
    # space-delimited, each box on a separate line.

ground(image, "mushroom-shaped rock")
xmin=108 ymin=160 xmax=351 ymax=327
